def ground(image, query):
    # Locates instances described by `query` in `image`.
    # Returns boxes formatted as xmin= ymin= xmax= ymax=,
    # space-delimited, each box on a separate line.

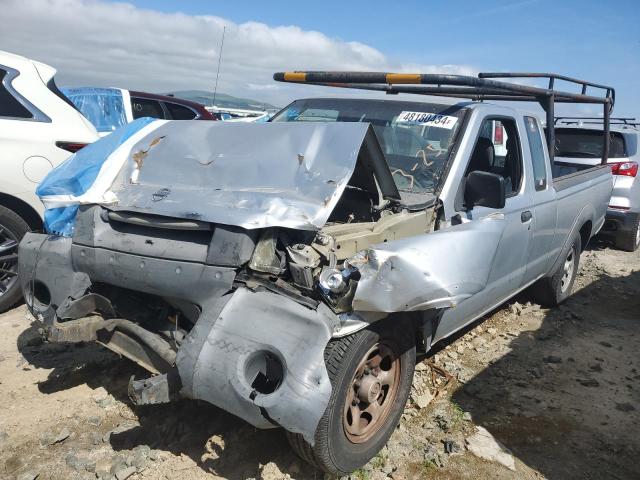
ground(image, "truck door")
xmin=472 ymin=116 xmax=532 ymax=307
xmin=436 ymin=115 xmax=533 ymax=338
xmin=522 ymin=116 xmax=558 ymax=282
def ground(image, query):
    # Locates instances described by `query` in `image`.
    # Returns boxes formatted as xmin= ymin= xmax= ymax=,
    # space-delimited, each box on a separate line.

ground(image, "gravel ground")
xmin=1 ymin=238 xmax=638 ymax=480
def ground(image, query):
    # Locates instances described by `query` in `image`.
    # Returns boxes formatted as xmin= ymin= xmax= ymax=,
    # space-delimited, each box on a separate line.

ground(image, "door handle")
xmin=521 ymin=210 xmax=533 ymax=223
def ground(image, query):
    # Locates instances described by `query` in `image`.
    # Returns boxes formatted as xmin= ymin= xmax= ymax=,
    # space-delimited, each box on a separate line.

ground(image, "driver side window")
xmin=466 ymin=117 xmax=523 ymax=197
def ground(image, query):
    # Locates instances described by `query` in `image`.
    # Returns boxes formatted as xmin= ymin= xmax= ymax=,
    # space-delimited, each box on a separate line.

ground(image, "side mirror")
xmin=464 ymin=171 xmax=506 ymax=209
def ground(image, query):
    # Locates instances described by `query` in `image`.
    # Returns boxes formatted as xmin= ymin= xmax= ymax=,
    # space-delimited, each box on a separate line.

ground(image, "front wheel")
xmin=287 ymin=318 xmax=416 ymax=475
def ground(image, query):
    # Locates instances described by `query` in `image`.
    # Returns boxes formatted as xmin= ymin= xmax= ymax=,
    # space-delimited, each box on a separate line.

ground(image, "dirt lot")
xmin=1 ymin=239 xmax=638 ymax=480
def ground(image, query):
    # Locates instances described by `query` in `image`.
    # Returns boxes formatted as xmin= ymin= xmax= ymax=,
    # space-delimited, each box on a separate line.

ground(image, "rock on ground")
xmin=465 ymin=426 xmax=516 ymax=471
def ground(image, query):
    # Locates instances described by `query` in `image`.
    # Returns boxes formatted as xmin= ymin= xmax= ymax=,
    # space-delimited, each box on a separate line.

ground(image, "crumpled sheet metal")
xmin=177 ymin=287 xmax=339 ymax=445
xmin=109 ymin=121 xmax=370 ymax=230
xmin=351 ymin=216 xmax=506 ymax=312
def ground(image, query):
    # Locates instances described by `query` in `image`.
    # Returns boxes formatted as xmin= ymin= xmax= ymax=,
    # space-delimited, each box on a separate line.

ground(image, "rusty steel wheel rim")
xmin=343 ymin=341 xmax=401 ymax=444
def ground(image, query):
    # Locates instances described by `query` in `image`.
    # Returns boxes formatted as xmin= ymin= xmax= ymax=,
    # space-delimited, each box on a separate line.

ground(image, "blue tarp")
xmin=37 ymin=117 xmax=157 ymax=236
xmin=62 ymin=87 xmax=128 ymax=134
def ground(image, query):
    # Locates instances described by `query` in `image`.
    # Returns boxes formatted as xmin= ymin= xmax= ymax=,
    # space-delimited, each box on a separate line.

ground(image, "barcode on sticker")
xmin=396 ymin=111 xmax=458 ymax=129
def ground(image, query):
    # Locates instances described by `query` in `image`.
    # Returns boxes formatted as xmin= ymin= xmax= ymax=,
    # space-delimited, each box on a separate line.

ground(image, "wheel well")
xmin=579 ymin=220 xmax=592 ymax=251
xmin=0 ymin=193 xmax=43 ymax=231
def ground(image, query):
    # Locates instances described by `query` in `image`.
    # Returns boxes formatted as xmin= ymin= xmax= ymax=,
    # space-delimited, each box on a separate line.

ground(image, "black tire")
xmin=0 ymin=205 xmax=29 ymax=313
xmin=532 ymin=232 xmax=581 ymax=307
xmin=287 ymin=318 xmax=416 ymax=476
xmin=614 ymin=215 xmax=640 ymax=252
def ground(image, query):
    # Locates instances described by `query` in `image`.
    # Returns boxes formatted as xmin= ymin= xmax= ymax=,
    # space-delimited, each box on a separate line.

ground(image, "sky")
xmin=2 ymin=0 xmax=638 ymax=116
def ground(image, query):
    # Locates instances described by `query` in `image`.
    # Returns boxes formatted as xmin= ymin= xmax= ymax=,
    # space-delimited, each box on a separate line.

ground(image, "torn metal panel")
xmin=177 ymin=287 xmax=339 ymax=444
xmin=109 ymin=121 xmax=384 ymax=230
xmin=18 ymin=233 xmax=91 ymax=322
xmin=334 ymin=310 xmax=386 ymax=338
xmin=350 ymin=216 xmax=506 ymax=312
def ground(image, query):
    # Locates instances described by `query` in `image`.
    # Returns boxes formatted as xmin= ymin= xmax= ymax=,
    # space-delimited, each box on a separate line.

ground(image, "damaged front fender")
xmin=176 ymin=287 xmax=340 ymax=445
xmin=351 ymin=216 xmax=506 ymax=312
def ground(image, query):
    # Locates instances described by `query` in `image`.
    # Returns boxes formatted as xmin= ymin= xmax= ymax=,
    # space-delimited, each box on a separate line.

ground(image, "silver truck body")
xmin=555 ymin=121 xmax=640 ymax=251
xmin=19 ymin=99 xmax=612 ymax=445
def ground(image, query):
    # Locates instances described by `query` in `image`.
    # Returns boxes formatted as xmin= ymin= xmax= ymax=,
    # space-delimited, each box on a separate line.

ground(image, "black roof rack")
xmin=273 ymin=71 xmax=616 ymax=164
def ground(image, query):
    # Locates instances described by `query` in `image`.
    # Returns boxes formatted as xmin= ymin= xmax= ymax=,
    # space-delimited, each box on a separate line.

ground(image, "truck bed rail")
xmin=555 ymin=116 xmax=639 ymax=129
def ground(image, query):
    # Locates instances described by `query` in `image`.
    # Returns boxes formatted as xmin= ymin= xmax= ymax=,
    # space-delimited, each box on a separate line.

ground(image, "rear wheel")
xmin=531 ymin=232 xmax=581 ymax=307
xmin=0 ymin=205 xmax=29 ymax=313
xmin=614 ymin=215 xmax=640 ymax=252
xmin=287 ymin=318 xmax=416 ymax=475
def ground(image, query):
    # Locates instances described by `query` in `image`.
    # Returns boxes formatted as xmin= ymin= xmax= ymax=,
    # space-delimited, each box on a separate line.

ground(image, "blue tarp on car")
xmin=37 ymin=117 xmax=157 ymax=236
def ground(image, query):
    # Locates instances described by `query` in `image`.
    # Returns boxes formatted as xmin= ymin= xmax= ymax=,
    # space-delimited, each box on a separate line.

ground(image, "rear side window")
xmin=555 ymin=128 xmax=626 ymax=158
xmin=47 ymin=78 xmax=79 ymax=111
xmin=131 ymin=97 xmax=165 ymax=119
xmin=0 ymin=68 xmax=33 ymax=119
xmin=524 ymin=116 xmax=548 ymax=190
xmin=165 ymin=102 xmax=197 ymax=120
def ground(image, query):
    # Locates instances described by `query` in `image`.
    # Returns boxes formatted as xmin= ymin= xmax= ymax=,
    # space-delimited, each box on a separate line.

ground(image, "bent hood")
xmin=37 ymin=120 xmax=399 ymax=234
xmin=107 ymin=121 xmax=398 ymax=230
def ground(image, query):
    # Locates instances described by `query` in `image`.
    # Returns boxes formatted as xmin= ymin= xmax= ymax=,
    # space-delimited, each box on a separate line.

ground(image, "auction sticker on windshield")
xmin=396 ymin=111 xmax=458 ymax=129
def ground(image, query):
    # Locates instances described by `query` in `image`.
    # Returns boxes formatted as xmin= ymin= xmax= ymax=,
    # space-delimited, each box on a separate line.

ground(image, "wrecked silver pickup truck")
xmin=19 ymin=72 xmax=615 ymax=475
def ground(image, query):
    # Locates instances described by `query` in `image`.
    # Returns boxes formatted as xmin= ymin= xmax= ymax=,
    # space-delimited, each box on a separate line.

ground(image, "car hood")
xmin=107 ymin=121 xmax=399 ymax=230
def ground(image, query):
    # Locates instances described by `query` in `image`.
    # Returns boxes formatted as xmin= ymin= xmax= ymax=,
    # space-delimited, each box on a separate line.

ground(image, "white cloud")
xmin=0 ymin=0 xmax=475 ymax=106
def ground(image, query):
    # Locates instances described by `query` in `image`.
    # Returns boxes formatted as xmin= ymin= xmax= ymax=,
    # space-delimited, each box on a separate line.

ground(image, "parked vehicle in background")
xmin=211 ymin=111 xmax=233 ymax=121
xmin=224 ymin=111 xmax=272 ymax=122
xmin=20 ymin=70 xmax=614 ymax=475
xmin=209 ymin=107 xmax=276 ymax=122
xmin=62 ymin=88 xmax=216 ymax=136
xmin=555 ymin=117 xmax=640 ymax=251
xmin=0 ymin=50 xmax=99 ymax=312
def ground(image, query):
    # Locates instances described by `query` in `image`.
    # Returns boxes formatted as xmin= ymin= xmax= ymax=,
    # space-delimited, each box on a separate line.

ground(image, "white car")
xmin=0 ymin=50 xmax=99 ymax=311
xmin=555 ymin=117 xmax=640 ymax=251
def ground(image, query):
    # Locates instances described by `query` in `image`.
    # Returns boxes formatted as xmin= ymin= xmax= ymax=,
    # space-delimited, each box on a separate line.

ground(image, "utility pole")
xmin=212 ymin=25 xmax=226 ymax=110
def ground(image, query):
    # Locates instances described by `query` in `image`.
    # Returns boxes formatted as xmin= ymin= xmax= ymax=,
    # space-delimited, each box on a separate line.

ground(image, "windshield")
xmin=555 ymin=128 xmax=626 ymax=158
xmin=62 ymin=88 xmax=128 ymax=134
xmin=271 ymin=98 xmax=466 ymax=194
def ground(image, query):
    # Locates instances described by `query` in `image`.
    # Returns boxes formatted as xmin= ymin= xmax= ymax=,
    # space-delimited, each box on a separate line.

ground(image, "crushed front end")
xmin=19 ymin=208 xmax=340 ymax=442
xmin=18 ymin=120 xmax=424 ymax=444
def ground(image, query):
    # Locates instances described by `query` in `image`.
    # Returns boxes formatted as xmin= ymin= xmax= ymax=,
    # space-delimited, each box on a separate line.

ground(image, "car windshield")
xmin=62 ymin=87 xmax=128 ymax=134
xmin=271 ymin=98 xmax=467 ymax=194
xmin=555 ymin=128 xmax=627 ymax=158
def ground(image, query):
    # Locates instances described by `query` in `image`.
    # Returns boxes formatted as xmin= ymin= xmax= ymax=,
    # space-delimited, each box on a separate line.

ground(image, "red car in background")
xmin=129 ymin=90 xmax=216 ymax=121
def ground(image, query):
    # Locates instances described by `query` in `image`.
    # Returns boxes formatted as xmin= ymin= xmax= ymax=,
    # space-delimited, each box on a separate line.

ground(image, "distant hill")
xmin=166 ymin=90 xmax=277 ymax=111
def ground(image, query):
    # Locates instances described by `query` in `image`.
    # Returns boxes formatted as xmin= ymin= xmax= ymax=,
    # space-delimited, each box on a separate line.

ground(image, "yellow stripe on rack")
xmin=385 ymin=73 xmax=422 ymax=84
xmin=283 ymin=72 xmax=307 ymax=82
